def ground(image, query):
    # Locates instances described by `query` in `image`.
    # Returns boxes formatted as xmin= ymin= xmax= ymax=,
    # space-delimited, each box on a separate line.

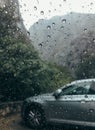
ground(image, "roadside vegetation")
xmin=0 ymin=6 xmax=72 ymax=102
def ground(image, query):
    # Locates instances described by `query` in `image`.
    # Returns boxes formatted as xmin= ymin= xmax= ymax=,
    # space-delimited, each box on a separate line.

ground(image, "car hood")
xmin=26 ymin=93 xmax=53 ymax=102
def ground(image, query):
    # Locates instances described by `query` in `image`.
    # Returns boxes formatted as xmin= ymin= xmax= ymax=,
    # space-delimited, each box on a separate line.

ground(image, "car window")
xmin=61 ymin=82 xmax=90 ymax=95
xmin=89 ymin=81 xmax=95 ymax=94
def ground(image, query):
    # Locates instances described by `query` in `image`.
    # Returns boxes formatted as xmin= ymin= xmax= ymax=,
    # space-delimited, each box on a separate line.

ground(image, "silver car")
xmin=21 ymin=79 xmax=95 ymax=129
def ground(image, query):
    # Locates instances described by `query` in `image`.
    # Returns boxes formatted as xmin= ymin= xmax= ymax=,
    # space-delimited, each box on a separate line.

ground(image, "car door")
xmin=47 ymin=81 xmax=91 ymax=125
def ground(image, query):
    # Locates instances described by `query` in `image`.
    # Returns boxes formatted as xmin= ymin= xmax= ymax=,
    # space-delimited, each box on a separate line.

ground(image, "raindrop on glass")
xmin=49 ymin=2 xmax=52 ymax=5
xmin=82 ymin=6 xmax=84 ymax=8
xmin=60 ymin=26 xmax=64 ymax=29
xmin=38 ymin=43 xmax=43 ymax=47
xmin=3 ymin=4 xmax=6 ymax=8
xmin=34 ymin=6 xmax=37 ymax=11
xmin=47 ymin=35 xmax=51 ymax=38
xmin=52 ymin=22 xmax=55 ymax=26
xmin=20 ymin=5 xmax=22 ymax=8
xmin=48 ymin=10 xmax=51 ymax=13
xmin=90 ymin=2 xmax=93 ymax=5
xmin=47 ymin=25 xmax=51 ymax=29
xmin=24 ymin=3 xmax=26 ymax=6
xmin=93 ymin=38 xmax=95 ymax=43
xmin=40 ymin=11 xmax=44 ymax=15
xmin=85 ymin=95 xmax=88 ymax=98
xmin=83 ymin=50 xmax=87 ymax=54
xmin=5 ymin=11 xmax=8 ymax=14
xmin=27 ymin=31 xmax=30 ymax=35
xmin=62 ymin=19 xmax=66 ymax=23
xmin=84 ymin=28 xmax=87 ymax=32
xmin=59 ymin=4 xmax=62 ymax=7
xmin=36 ymin=22 xmax=38 ymax=24
xmin=75 ymin=126 xmax=79 ymax=130
xmin=46 ymin=40 xmax=49 ymax=44
xmin=89 ymin=109 xmax=94 ymax=113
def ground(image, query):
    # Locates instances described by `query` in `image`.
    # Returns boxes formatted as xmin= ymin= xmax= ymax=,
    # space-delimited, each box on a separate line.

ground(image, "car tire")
xmin=25 ymin=105 xmax=46 ymax=129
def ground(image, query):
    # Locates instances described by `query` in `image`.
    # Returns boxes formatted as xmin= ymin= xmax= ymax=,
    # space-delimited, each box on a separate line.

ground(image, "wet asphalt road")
xmin=0 ymin=113 xmax=94 ymax=130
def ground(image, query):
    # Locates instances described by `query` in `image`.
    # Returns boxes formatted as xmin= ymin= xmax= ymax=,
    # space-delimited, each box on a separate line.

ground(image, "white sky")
xmin=18 ymin=0 xmax=95 ymax=30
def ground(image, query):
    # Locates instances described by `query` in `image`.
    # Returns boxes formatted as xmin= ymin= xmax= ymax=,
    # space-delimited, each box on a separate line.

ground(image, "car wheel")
xmin=25 ymin=105 xmax=46 ymax=129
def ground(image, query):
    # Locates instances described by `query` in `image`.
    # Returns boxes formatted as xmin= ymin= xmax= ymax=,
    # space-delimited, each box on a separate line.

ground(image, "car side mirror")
xmin=53 ymin=89 xmax=62 ymax=99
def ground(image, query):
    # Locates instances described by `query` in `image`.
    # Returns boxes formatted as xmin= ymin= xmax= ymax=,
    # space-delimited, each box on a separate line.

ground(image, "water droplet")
xmin=84 ymin=28 xmax=87 ymax=32
xmin=83 ymin=50 xmax=87 ymax=54
xmin=89 ymin=61 xmax=92 ymax=65
xmin=3 ymin=4 xmax=6 ymax=8
xmin=75 ymin=126 xmax=79 ymax=130
xmin=49 ymin=2 xmax=52 ymax=5
xmin=52 ymin=9 xmax=55 ymax=12
xmin=40 ymin=11 xmax=44 ymax=15
xmin=59 ymin=4 xmax=62 ymax=7
xmin=89 ymin=109 xmax=94 ymax=113
xmin=20 ymin=5 xmax=22 ymax=8
xmin=36 ymin=22 xmax=38 ymax=24
xmin=38 ymin=43 xmax=43 ymax=47
xmin=90 ymin=2 xmax=93 ymax=5
xmin=85 ymin=95 xmax=88 ymax=98
xmin=47 ymin=25 xmax=51 ymax=29
xmin=82 ymin=5 xmax=84 ymax=8
xmin=55 ymin=111 xmax=58 ymax=115
xmin=46 ymin=40 xmax=49 ymax=44
xmin=62 ymin=19 xmax=66 ymax=23
xmin=34 ymin=6 xmax=37 ymax=10
xmin=93 ymin=38 xmax=95 ymax=43
xmin=52 ymin=22 xmax=55 ymax=26
xmin=5 ymin=11 xmax=8 ymax=14
xmin=27 ymin=31 xmax=30 ymax=35
xmin=82 ymin=72 xmax=86 ymax=76
xmin=47 ymin=35 xmax=51 ymax=38
xmin=54 ymin=40 xmax=56 ymax=42
xmin=48 ymin=10 xmax=51 ymax=13
xmin=24 ymin=3 xmax=26 ymax=6
xmin=60 ymin=26 xmax=64 ymax=29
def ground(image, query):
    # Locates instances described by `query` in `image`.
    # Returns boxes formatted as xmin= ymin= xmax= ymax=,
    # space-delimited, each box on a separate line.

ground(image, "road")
xmin=0 ymin=114 xmax=66 ymax=130
xmin=0 ymin=113 xmax=93 ymax=130
xmin=0 ymin=114 xmax=32 ymax=130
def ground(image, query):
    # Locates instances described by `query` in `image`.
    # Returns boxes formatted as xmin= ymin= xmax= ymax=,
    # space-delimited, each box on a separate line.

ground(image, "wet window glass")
xmin=61 ymin=83 xmax=90 ymax=95
xmin=0 ymin=0 xmax=95 ymax=130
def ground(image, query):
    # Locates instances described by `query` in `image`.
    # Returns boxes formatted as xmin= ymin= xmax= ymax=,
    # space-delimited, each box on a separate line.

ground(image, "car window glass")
xmin=89 ymin=81 xmax=95 ymax=94
xmin=61 ymin=82 xmax=90 ymax=95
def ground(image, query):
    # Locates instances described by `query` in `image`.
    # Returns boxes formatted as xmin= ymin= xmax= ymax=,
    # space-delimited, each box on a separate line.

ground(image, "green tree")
xmin=0 ymin=36 xmax=42 ymax=101
xmin=0 ymin=6 xmax=72 ymax=101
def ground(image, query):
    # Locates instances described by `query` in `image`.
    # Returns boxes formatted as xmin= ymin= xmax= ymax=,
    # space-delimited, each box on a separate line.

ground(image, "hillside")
xmin=29 ymin=12 xmax=95 ymax=72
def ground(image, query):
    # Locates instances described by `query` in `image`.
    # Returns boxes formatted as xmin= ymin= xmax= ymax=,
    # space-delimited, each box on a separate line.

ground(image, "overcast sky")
xmin=18 ymin=0 xmax=95 ymax=30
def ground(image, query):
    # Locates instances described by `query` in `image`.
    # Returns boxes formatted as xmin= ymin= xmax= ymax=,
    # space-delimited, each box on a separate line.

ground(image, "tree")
xmin=0 ymin=6 xmax=72 ymax=101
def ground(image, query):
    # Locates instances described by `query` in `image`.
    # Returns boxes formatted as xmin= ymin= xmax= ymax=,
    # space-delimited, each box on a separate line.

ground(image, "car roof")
xmin=71 ymin=78 xmax=95 ymax=85
xmin=61 ymin=78 xmax=95 ymax=89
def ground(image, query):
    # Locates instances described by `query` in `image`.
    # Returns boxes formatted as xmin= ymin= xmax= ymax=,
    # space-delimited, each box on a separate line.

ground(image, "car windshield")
xmin=0 ymin=0 xmax=95 ymax=130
